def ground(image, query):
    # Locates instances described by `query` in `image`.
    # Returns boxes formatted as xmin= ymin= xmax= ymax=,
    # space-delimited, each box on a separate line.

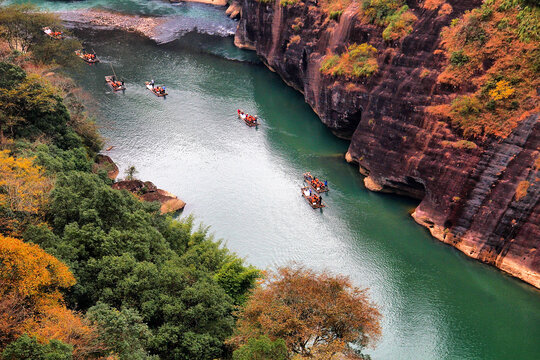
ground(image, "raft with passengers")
xmin=301 ymin=186 xmax=325 ymax=209
xmin=145 ymin=80 xmax=168 ymax=97
xmin=105 ymin=75 xmax=125 ymax=91
xmin=237 ymin=109 xmax=258 ymax=127
xmin=303 ymin=172 xmax=329 ymax=193
xmin=43 ymin=27 xmax=63 ymax=40
xmin=76 ymin=50 xmax=99 ymax=64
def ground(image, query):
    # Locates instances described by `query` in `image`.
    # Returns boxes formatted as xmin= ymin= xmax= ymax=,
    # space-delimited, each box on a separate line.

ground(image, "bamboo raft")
xmin=105 ymin=76 xmax=126 ymax=91
xmin=301 ymin=187 xmax=325 ymax=209
xmin=303 ymin=172 xmax=329 ymax=193
xmin=43 ymin=27 xmax=63 ymax=40
xmin=75 ymin=50 xmax=99 ymax=64
xmin=237 ymin=109 xmax=258 ymax=127
xmin=145 ymin=82 xmax=168 ymax=97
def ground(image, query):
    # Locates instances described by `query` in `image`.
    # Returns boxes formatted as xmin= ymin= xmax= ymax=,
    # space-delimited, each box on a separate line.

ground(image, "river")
xmin=10 ymin=1 xmax=540 ymax=359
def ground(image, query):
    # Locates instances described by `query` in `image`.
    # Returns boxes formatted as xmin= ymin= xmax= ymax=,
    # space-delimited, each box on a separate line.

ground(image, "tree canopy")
xmin=229 ymin=266 xmax=381 ymax=360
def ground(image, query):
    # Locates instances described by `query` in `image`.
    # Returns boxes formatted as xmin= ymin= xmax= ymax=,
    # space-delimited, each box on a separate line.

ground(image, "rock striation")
xmin=235 ymin=0 xmax=539 ymax=287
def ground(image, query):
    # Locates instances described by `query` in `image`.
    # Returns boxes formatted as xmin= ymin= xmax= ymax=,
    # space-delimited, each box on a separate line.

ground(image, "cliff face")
xmin=235 ymin=0 xmax=540 ymax=287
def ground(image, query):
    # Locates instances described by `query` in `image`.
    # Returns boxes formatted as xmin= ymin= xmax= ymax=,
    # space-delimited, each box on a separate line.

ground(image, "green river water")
xmin=8 ymin=1 xmax=540 ymax=358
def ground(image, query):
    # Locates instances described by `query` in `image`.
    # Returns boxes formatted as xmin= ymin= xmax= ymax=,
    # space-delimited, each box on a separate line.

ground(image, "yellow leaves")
xmin=489 ymin=80 xmax=515 ymax=101
xmin=0 ymin=150 xmax=52 ymax=215
xmin=0 ymin=235 xmax=75 ymax=299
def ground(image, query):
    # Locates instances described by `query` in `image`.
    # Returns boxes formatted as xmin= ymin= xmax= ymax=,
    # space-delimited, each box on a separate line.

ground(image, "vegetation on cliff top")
xmin=320 ymin=42 xmax=378 ymax=79
xmin=431 ymin=0 xmax=540 ymax=138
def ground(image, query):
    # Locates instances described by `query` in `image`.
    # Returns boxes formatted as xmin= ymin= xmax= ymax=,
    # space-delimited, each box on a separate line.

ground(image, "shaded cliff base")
xmin=346 ymin=149 xmax=539 ymax=289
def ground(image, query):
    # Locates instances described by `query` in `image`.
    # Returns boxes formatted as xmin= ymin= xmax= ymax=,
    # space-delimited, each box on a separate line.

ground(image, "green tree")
xmin=214 ymin=257 xmax=260 ymax=306
xmin=87 ymin=303 xmax=153 ymax=360
xmin=0 ymin=4 xmax=58 ymax=53
xmin=0 ymin=5 xmax=80 ymax=66
xmin=0 ymin=61 xmax=26 ymax=88
xmin=233 ymin=336 xmax=288 ymax=360
xmin=2 ymin=334 xmax=73 ymax=360
xmin=125 ymin=165 xmax=138 ymax=180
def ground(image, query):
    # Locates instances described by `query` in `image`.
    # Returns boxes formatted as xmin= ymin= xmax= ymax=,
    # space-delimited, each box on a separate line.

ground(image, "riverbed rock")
xmin=112 ymin=180 xmax=186 ymax=214
xmin=235 ymin=0 xmax=539 ymax=287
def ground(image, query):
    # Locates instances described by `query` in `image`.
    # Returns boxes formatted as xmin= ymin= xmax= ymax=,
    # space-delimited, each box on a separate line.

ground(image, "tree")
xmin=2 ymin=334 xmax=73 ymax=360
xmin=229 ymin=266 xmax=382 ymax=360
xmin=125 ymin=165 xmax=138 ymax=180
xmin=0 ymin=150 xmax=52 ymax=235
xmin=0 ymin=234 xmax=75 ymax=299
xmin=86 ymin=303 xmax=153 ymax=360
xmin=214 ymin=257 xmax=261 ymax=306
xmin=0 ymin=150 xmax=51 ymax=214
xmin=232 ymin=336 xmax=288 ymax=360
xmin=0 ymin=61 xmax=26 ymax=88
xmin=0 ymin=235 xmax=104 ymax=359
xmin=0 ymin=4 xmax=58 ymax=53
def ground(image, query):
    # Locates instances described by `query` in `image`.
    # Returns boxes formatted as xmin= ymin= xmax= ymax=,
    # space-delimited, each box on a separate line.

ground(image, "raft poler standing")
xmin=150 ymin=79 xmax=155 ymax=88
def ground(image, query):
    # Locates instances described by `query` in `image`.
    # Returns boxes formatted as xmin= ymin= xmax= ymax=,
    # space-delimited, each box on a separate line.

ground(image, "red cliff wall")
xmin=235 ymin=0 xmax=540 ymax=287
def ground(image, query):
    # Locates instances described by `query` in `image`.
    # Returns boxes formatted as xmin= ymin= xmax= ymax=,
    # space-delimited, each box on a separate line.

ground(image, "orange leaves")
xmin=0 ymin=235 xmax=104 ymax=358
xmin=0 ymin=235 xmax=75 ymax=299
xmin=230 ymin=265 xmax=381 ymax=359
xmin=30 ymin=305 xmax=104 ymax=360
xmin=0 ymin=150 xmax=52 ymax=215
xmin=434 ymin=0 xmax=540 ymax=138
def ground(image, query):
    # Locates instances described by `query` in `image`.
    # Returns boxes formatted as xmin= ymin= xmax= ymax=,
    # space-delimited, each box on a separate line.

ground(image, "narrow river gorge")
xmin=11 ymin=0 xmax=540 ymax=359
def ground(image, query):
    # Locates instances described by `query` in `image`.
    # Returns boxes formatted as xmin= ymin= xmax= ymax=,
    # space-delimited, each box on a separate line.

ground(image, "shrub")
xmin=329 ymin=10 xmax=343 ymax=21
xmin=320 ymin=43 xmax=378 ymax=78
xmin=449 ymin=50 xmax=470 ymax=66
xmin=382 ymin=5 xmax=417 ymax=41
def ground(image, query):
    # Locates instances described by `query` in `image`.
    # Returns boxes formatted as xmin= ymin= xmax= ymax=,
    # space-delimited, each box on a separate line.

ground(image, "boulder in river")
xmin=112 ymin=180 xmax=186 ymax=214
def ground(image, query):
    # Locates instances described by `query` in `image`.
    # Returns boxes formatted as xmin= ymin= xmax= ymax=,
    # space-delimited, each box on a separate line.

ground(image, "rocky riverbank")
xmin=60 ymin=9 xmax=167 ymax=38
xmin=94 ymin=155 xmax=185 ymax=214
xmin=234 ymin=0 xmax=539 ymax=287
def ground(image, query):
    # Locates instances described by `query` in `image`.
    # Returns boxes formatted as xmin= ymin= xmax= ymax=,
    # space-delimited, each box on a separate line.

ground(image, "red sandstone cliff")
xmin=234 ymin=0 xmax=539 ymax=287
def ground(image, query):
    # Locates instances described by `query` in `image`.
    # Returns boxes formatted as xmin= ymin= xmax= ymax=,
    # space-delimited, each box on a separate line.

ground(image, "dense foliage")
xmin=0 ymin=60 xmax=259 ymax=359
xmin=320 ymin=43 xmax=378 ymax=78
xmin=228 ymin=266 xmax=381 ymax=360
xmin=431 ymin=0 xmax=540 ymax=138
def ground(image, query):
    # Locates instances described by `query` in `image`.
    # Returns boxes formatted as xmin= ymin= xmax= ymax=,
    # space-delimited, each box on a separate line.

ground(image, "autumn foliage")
xmin=0 ymin=235 xmax=102 ymax=358
xmin=431 ymin=0 xmax=540 ymax=138
xmin=229 ymin=266 xmax=381 ymax=359
xmin=320 ymin=43 xmax=379 ymax=79
xmin=0 ymin=150 xmax=52 ymax=235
